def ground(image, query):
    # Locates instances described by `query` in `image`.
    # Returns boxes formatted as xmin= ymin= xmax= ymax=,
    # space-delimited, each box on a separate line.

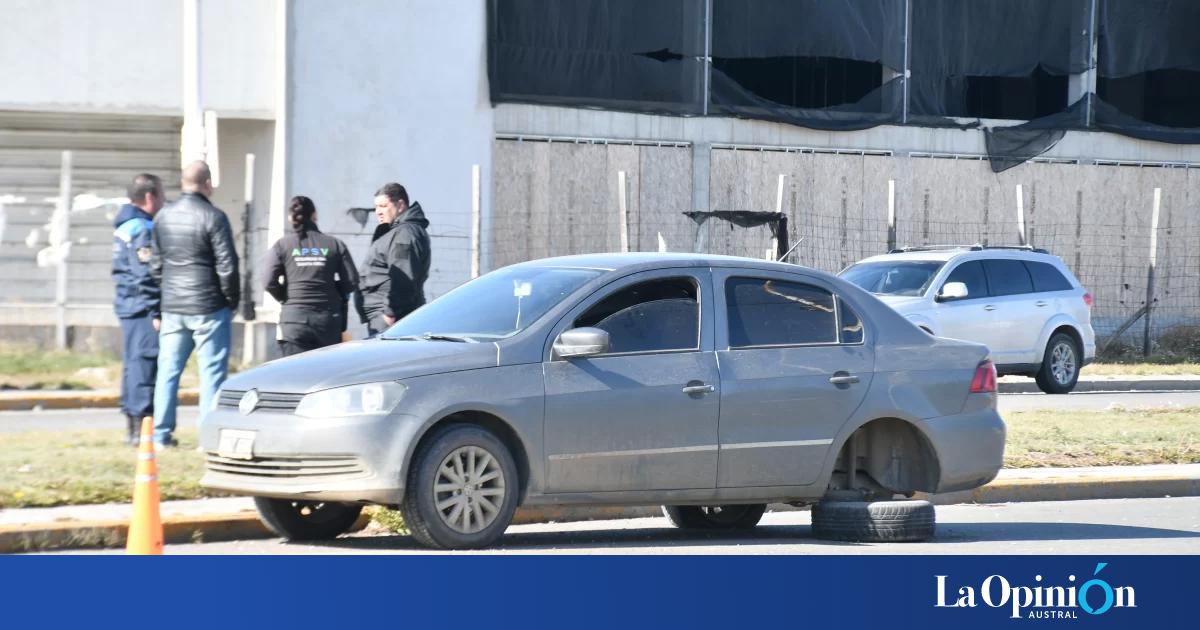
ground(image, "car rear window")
xmin=1024 ymin=261 xmax=1074 ymax=292
xmin=838 ymin=298 xmax=864 ymax=344
xmin=726 ymin=278 xmax=837 ymax=347
xmin=983 ymin=259 xmax=1034 ymax=296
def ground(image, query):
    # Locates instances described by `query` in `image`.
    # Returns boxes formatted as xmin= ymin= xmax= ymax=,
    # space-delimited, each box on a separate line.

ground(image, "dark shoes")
xmin=124 ymin=415 xmax=141 ymax=447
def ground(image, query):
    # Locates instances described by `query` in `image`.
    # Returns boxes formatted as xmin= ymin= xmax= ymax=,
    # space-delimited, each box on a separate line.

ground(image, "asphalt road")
xmin=45 ymin=497 xmax=1200 ymax=555
xmin=3 ymin=390 xmax=1198 ymax=433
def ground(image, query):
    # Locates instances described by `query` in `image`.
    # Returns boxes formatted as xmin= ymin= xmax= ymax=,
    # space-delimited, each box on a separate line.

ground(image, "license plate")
xmin=217 ymin=429 xmax=256 ymax=460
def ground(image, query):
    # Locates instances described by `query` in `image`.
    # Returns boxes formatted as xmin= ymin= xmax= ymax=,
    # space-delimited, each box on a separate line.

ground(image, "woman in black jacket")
xmin=263 ymin=196 xmax=360 ymax=356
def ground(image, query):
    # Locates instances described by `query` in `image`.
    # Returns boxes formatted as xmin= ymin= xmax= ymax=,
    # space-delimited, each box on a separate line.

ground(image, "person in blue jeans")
xmin=149 ymin=162 xmax=240 ymax=448
xmin=111 ymin=173 xmax=164 ymax=445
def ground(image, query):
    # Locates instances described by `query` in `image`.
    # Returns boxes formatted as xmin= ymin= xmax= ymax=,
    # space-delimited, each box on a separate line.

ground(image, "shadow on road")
xmin=305 ymin=519 xmax=1200 ymax=552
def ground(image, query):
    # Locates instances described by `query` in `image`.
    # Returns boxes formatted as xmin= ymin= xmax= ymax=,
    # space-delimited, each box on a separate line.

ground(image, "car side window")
xmin=983 ymin=259 xmax=1034 ymax=296
xmin=943 ymin=260 xmax=989 ymax=300
xmin=726 ymin=277 xmax=837 ymax=347
xmin=1024 ymin=261 xmax=1073 ymax=292
xmin=838 ymin=298 xmax=864 ymax=344
xmin=574 ymin=277 xmax=699 ymax=354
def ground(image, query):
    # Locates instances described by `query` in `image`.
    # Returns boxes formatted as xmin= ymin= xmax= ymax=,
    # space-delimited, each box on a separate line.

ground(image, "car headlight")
xmin=294 ymin=382 xmax=407 ymax=418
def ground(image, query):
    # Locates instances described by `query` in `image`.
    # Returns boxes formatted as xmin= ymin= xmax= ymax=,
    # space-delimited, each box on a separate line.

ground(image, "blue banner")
xmin=3 ymin=555 xmax=1191 ymax=628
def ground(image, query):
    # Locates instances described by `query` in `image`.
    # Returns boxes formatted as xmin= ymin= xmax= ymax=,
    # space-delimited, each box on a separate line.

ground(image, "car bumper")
xmin=921 ymin=402 xmax=1006 ymax=494
xmin=199 ymin=407 xmax=420 ymax=505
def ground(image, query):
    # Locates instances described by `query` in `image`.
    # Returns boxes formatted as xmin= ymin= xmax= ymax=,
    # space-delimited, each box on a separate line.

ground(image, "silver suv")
xmin=840 ymin=246 xmax=1095 ymax=394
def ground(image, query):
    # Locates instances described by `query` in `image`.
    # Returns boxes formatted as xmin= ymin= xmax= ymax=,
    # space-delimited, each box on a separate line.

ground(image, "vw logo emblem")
xmin=239 ymin=389 xmax=260 ymax=416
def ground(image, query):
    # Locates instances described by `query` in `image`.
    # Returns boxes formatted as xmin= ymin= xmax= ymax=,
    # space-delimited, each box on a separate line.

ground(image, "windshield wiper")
xmin=392 ymin=333 xmax=477 ymax=343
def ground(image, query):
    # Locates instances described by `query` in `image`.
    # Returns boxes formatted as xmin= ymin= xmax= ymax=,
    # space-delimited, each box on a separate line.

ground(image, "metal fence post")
xmin=1143 ymin=187 xmax=1161 ymax=357
xmin=471 ymin=164 xmax=481 ymax=278
xmin=1015 ymin=183 xmax=1027 ymax=246
xmin=886 ymin=178 xmax=896 ymax=252
xmin=54 ymin=150 xmax=73 ymax=350
xmin=240 ymin=153 xmax=257 ymax=366
xmin=618 ymin=171 xmax=629 ymax=253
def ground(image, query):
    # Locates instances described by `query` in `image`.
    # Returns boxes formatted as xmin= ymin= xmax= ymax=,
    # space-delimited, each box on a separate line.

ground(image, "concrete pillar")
xmin=692 ymin=142 xmax=711 ymax=213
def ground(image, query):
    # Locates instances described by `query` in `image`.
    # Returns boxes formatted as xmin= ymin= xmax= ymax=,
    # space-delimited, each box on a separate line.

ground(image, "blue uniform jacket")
xmin=112 ymin=204 xmax=161 ymax=319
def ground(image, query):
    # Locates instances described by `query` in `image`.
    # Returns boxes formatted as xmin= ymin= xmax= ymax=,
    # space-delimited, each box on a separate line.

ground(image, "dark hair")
xmin=374 ymin=182 xmax=409 ymax=206
xmin=288 ymin=195 xmax=317 ymax=234
xmin=127 ymin=173 xmax=162 ymax=203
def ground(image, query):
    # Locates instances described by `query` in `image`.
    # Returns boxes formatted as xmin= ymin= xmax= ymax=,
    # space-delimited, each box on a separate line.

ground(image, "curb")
xmin=4 ymin=473 xmax=1196 ymax=553
xmin=998 ymin=379 xmax=1200 ymax=394
xmin=0 ymin=390 xmax=199 ymax=412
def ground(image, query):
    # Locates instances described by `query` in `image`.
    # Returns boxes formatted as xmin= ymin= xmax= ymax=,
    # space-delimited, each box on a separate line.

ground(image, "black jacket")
xmin=358 ymin=202 xmax=431 ymax=320
xmin=111 ymin=204 xmax=161 ymax=319
xmin=149 ymin=192 xmax=240 ymax=315
xmin=263 ymin=223 xmax=359 ymax=314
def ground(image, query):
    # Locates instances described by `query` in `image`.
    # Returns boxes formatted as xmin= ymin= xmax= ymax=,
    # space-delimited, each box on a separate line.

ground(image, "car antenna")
xmin=775 ymin=237 xmax=805 ymax=263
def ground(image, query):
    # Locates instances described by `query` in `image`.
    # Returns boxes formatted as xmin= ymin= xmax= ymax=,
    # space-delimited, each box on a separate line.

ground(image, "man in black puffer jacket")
xmin=149 ymin=161 xmax=240 ymax=447
xmin=358 ymin=182 xmax=431 ymax=336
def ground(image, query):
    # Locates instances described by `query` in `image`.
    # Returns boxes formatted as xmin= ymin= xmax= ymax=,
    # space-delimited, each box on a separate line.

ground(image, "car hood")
xmin=222 ymin=339 xmax=499 ymax=393
xmin=872 ymin=294 xmax=928 ymax=313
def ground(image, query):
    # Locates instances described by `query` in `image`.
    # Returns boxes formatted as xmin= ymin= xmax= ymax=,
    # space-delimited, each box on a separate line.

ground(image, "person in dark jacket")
xmin=112 ymin=173 xmax=164 ymax=445
xmin=149 ymin=161 xmax=240 ymax=447
xmin=263 ymin=196 xmax=359 ymax=356
xmin=358 ymin=182 xmax=431 ymax=336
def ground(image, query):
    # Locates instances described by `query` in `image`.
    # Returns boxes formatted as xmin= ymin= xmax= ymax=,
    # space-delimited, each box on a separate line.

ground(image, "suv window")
xmin=726 ymin=277 xmax=837 ymax=347
xmin=1024 ymin=261 xmax=1073 ymax=292
xmin=983 ymin=259 xmax=1034 ymax=296
xmin=943 ymin=260 xmax=989 ymax=300
xmin=575 ymin=277 xmax=699 ymax=354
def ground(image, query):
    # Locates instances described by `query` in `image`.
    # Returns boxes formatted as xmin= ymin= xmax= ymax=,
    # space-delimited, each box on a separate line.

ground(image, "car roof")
xmin=853 ymin=248 xmax=1065 ymax=265
xmin=510 ymin=252 xmax=838 ymax=278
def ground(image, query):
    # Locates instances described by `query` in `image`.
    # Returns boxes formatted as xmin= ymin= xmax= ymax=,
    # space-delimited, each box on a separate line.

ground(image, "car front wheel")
xmin=254 ymin=497 xmax=363 ymax=541
xmin=662 ymin=504 xmax=766 ymax=530
xmin=1036 ymin=332 xmax=1081 ymax=394
xmin=402 ymin=425 xmax=519 ymax=550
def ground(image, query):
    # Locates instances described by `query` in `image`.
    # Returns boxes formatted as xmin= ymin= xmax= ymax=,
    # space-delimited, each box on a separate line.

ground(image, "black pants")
xmin=119 ymin=314 xmax=158 ymax=418
xmin=278 ymin=307 xmax=342 ymax=357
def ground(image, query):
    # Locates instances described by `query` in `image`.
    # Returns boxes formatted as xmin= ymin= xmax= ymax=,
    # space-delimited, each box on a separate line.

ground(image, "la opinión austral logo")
xmin=936 ymin=562 xmax=1135 ymax=619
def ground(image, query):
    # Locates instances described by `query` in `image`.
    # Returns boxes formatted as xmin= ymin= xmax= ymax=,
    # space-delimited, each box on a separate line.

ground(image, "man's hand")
xmin=152 ymin=318 xmax=161 ymax=332
xmin=383 ymin=314 xmax=396 ymax=327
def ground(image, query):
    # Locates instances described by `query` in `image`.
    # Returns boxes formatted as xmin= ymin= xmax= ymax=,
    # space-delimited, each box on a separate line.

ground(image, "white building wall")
xmin=285 ymin=0 xmax=493 ymax=306
xmin=0 ymin=0 xmax=276 ymax=118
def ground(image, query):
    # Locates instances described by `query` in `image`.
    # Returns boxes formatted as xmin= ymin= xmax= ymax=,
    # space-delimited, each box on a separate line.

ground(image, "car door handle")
xmin=829 ymin=374 xmax=860 ymax=385
xmin=983 ymin=304 xmax=997 ymax=311
xmin=1035 ymin=300 xmax=1049 ymax=307
xmin=681 ymin=383 xmax=716 ymax=395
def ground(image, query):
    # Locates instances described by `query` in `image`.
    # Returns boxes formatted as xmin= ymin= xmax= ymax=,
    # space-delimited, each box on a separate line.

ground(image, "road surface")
xmin=40 ymin=497 xmax=1200 ymax=555
xmin=3 ymin=390 xmax=1198 ymax=433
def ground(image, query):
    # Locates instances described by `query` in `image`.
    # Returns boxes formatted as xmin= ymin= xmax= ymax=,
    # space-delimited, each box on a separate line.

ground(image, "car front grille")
xmin=217 ymin=389 xmax=304 ymax=413
xmin=205 ymin=454 xmax=367 ymax=480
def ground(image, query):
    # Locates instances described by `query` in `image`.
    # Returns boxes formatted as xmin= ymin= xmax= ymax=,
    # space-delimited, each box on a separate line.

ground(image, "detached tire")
xmin=1035 ymin=332 xmax=1081 ymax=394
xmin=254 ymin=497 xmax=363 ymax=541
xmin=811 ymin=500 xmax=935 ymax=542
xmin=402 ymin=425 xmax=519 ymax=550
xmin=662 ymin=504 xmax=766 ymax=530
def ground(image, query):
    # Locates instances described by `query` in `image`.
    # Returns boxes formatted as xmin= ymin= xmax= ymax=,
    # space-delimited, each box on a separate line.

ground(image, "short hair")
xmin=128 ymin=173 xmax=162 ymax=201
xmin=181 ymin=161 xmax=212 ymax=189
xmin=374 ymin=182 xmax=409 ymax=206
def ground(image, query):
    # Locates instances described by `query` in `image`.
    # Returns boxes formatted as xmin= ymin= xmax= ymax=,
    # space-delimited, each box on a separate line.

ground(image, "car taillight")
xmin=970 ymin=360 xmax=997 ymax=393
xmin=1083 ymin=292 xmax=1093 ymax=308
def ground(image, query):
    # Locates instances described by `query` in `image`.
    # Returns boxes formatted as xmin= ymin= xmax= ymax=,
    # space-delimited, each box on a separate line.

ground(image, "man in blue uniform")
xmin=111 ymin=173 xmax=164 ymax=445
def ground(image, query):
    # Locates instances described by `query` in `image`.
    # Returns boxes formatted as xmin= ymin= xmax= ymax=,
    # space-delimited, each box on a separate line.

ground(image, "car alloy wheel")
xmin=1050 ymin=340 xmax=1077 ymax=385
xmin=433 ymin=445 xmax=506 ymax=534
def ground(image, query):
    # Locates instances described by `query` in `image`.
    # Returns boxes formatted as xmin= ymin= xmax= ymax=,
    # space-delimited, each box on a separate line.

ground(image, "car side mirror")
xmin=553 ymin=327 xmax=610 ymax=358
xmin=937 ymin=281 xmax=969 ymax=302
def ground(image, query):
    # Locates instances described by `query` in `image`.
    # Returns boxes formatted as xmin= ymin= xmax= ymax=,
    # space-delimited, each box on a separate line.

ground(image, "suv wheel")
xmin=254 ymin=498 xmax=363 ymax=541
xmin=1035 ymin=332 xmax=1080 ymax=394
xmin=402 ymin=425 xmax=519 ymax=550
xmin=662 ymin=504 xmax=766 ymax=530
xmin=811 ymin=499 xmax=935 ymax=542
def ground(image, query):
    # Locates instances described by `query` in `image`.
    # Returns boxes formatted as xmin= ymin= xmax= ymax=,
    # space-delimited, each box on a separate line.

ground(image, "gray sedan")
xmin=202 ymin=253 xmax=1005 ymax=549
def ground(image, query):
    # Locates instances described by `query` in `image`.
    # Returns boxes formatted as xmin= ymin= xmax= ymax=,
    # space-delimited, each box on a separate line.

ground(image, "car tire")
xmin=402 ymin=424 xmax=519 ymax=550
xmin=811 ymin=499 xmax=935 ymax=542
xmin=1035 ymin=332 xmax=1081 ymax=394
xmin=662 ymin=504 xmax=767 ymax=530
xmin=253 ymin=497 xmax=363 ymax=541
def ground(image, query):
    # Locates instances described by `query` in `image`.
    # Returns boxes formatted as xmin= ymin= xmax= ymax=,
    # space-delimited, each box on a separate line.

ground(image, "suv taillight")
xmin=970 ymin=360 xmax=997 ymax=393
xmin=1083 ymin=292 xmax=1093 ymax=308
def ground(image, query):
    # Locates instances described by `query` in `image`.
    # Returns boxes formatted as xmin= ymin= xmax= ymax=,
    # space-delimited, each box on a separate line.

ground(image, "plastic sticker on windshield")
xmin=513 ymin=281 xmax=532 ymax=297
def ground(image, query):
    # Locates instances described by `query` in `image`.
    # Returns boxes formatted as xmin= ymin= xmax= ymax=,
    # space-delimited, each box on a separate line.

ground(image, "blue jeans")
xmin=154 ymin=308 xmax=232 ymax=443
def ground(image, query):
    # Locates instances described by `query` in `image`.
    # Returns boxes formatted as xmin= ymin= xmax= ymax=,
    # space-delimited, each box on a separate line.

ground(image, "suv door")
xmin=932 ymin=259 xmax=1000 ymax=347
xmin=714 ymin=270 xmax=874 ymax=488
xmin=982 ymin=258 xmax=1043 ymax=364
xmin=542 ymin=269 xmax=719 ymax=493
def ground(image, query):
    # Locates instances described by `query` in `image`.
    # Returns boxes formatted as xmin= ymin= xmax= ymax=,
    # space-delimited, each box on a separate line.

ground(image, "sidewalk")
xmin=3 ymin=464 xmax=1197 ymax=553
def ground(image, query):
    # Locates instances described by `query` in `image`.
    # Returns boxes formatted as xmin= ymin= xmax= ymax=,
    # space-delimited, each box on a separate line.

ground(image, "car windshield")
xmin=381 ymin=266 xmax=604 ymax=341
xmin=840 ymin=261 xmax=944 ymax=297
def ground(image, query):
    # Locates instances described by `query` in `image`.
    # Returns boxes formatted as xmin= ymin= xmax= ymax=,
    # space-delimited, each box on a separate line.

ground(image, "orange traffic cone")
xmin=126 ymin=416 xmax=163 ymax=555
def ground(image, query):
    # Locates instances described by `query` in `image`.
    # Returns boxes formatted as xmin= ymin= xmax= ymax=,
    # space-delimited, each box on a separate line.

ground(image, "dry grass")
xmin=1003 ymin=406 xmax=1200 ymax=468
